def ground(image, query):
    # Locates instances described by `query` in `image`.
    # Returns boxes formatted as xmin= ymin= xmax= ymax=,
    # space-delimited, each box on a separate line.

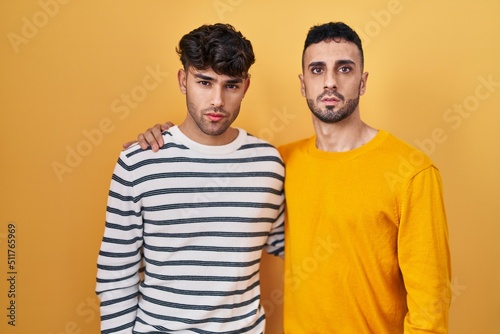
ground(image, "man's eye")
xmin=311 ymin=67 xmax=323 ymax=74
xmin=339 ymin=67 xmax=351 ymax=73
xmin=199 ymin=81 xmax=210 ymax=86
xmin=226 ymin=84 xmax=238 ymax=89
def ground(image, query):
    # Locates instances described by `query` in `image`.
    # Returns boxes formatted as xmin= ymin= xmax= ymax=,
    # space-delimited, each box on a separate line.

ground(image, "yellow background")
xmin=1 ymin=0 xmax=499 ymax=333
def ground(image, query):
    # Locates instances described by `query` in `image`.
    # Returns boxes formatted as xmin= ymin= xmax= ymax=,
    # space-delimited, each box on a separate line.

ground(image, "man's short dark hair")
xmin=302 ymin=22 xmax=364 ymax=69
xmin=177 ymin=23 xmax=255 ymax=79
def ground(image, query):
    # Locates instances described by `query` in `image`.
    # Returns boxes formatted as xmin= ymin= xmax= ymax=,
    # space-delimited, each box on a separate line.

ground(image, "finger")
xmin=151 ymin=124 xmax=165 ymax=149
xmin=143 ymin=128 xmax=160 ymax=152
xmin=122 ymin=141 xmax=137 ymax=149
xmin=160 ymin=121 xmax=175 ymax=131
xmin=137 ymin=133 xmax=150 ymax=150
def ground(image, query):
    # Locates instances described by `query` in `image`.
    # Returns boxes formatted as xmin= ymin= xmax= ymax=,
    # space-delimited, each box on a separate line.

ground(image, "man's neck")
xmin=312 ymin=113 xmax=378 ymax=152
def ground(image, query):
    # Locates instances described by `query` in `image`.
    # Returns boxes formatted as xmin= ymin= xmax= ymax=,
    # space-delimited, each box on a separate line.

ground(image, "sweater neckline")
xmin=167 ymin=125 xmax=247 ymax=155
xmin=307 ymin=129 xmax=388 ymax=160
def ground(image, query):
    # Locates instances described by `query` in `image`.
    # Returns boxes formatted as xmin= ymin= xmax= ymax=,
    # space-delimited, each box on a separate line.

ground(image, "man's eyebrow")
xmin=193 ymin=73 xmax=243 ymax=84
xmin=194 ymin=73 xmax=215 ymax=81
xmin=225 ymin=78 xmax=243 ymax=84
xmin=308 ymin=61 xmax=326 ymax=69
xmin=336 ymin=59 xmax=356 ymax=66
xmin=307 ymin=59 xmax=357 ymax=68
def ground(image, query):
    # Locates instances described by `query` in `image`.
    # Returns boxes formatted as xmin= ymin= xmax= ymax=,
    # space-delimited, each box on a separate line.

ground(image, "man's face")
xmin=178 ymin=66 xmax=249 ymax=144
xmin=300 ymin=40 xmax=368 ymax=123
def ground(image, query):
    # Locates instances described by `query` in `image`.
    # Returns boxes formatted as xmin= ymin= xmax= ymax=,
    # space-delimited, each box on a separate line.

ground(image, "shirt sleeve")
xmin=95 ymin=154 xmax=143 ymax=334
xmin=264 ymin=193 xmax=285 ymax=258
xmin=398 ymin=165 xmax=452 ymax=333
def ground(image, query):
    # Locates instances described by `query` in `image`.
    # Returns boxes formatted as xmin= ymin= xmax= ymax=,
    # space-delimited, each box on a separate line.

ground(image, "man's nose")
xmin=210 ymin=86 xmax=224 ymax=108
xmin=324 ymin=72 xmax=337 ymax=90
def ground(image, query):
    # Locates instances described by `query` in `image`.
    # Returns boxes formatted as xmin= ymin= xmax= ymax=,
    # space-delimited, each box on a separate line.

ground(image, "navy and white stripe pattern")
xmin=96 ymin=126 xmax=285 ymax=334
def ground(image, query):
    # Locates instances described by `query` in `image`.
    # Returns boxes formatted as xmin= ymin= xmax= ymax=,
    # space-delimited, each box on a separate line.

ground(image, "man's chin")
xmin=201 ymin=124 xmax=230 ymax=137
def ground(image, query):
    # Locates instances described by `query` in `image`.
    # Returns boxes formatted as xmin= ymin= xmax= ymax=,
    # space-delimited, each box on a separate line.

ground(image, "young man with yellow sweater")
xmin=131 ymin=22 xmax=451 ymax=334
xmin=278 ymin=22 xmax=451 ymax=333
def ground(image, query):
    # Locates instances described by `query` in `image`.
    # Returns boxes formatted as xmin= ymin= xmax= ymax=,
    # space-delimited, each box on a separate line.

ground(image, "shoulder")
xmin=118 ymin=130 xmax=186 ymax=165
xmin=243 ymin=131 xmax=278 ymax=148
xmin=377 ymin=130 xmax=437 ymax=175
xmin=278 ymin=137 xmax=311 ymax=162
xmin=242 ymin=131 xmax=282 ymax=156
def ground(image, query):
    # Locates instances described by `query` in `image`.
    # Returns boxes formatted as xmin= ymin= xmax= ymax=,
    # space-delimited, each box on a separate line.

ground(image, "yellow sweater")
xmin=278 ymin=130 xmax=451 ymax=334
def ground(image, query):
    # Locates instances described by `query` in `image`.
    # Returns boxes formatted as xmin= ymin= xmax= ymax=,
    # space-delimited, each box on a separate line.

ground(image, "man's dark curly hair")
xmin=302 ymin=22 xmax=364 ymax=70
xmin=177 ymin=23 xmax=255 ymax=79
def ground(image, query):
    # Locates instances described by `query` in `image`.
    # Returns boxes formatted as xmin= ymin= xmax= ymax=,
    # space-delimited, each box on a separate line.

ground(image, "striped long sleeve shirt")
xmin=96 ymin=126 xmax=285 ymax=334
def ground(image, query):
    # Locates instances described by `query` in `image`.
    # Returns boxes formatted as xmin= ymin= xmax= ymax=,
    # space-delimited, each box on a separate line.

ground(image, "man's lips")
xmin=206 ymin=112 xmax=225 ymax=121
xmin=319 ymin=91 xmax=344 ymax=105
xmin=321 ymin=97 xmax=341 ymax=105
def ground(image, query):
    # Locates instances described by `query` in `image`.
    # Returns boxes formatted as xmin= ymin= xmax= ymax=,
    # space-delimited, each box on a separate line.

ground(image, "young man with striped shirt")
xmin=96 ymin=23 xmax=285 ymax=334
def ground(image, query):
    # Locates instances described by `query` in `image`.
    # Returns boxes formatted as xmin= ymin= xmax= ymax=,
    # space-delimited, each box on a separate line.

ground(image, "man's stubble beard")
xmin=307 ymin=93 xmax=360 ymax=124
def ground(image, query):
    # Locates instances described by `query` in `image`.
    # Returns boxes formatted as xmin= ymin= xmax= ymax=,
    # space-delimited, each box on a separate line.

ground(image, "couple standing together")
xmin=96 ymin=21 xmax=451 ymax=334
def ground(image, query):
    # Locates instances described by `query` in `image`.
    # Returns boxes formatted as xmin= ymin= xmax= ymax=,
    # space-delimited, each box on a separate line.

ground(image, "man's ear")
xmin=360 ymin=71 xmax=369 ymax=95
xmin=298 ymin=74 xmax=306 ymax=97
xmin=178 ymin=69 xmax=187 ymax=94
